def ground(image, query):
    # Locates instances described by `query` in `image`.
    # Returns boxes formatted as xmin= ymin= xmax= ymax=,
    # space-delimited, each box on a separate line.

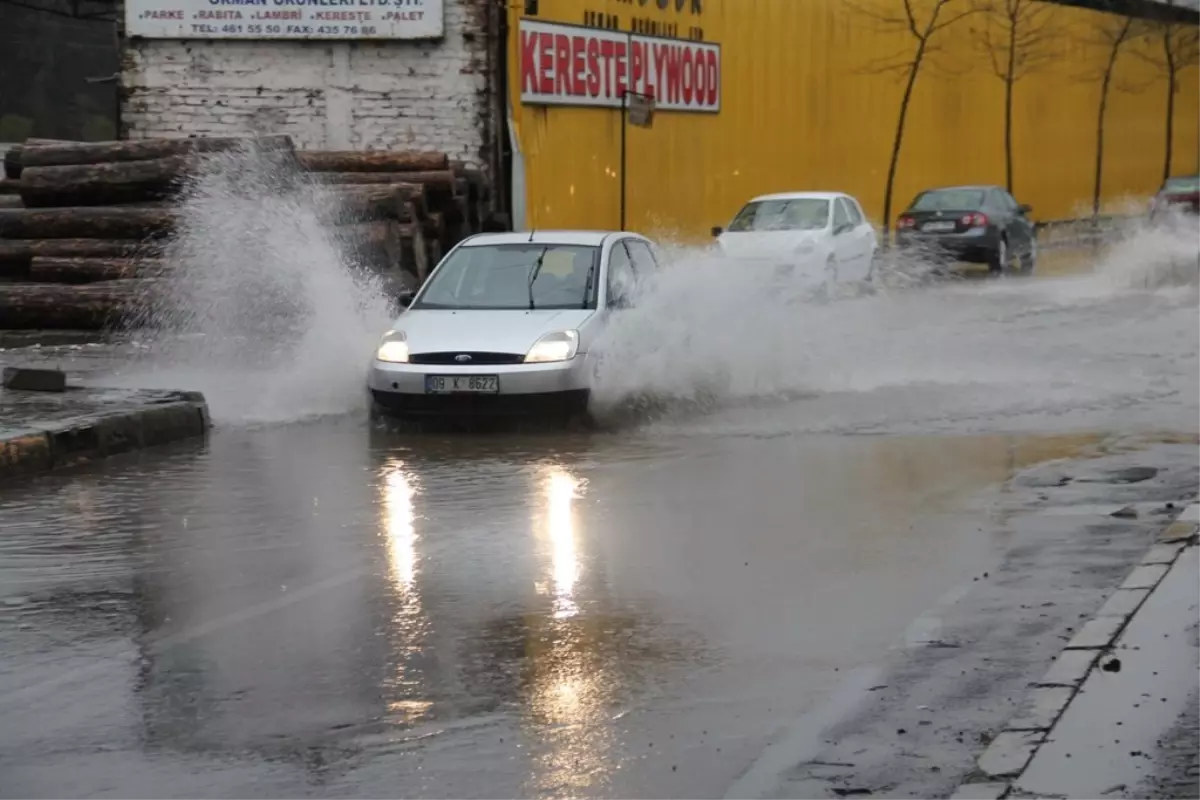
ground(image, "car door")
xmin=831 ymin=197 xmax=861 ymax=280
xmin=842 ymin=195 xmax=876 ymax=279
xmin=994 ymin=189 xmax=1033 ymax=253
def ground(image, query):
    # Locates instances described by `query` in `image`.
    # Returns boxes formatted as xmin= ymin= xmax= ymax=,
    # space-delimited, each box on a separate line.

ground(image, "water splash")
xmin=123 ymin=145 xmax=395 ymax=425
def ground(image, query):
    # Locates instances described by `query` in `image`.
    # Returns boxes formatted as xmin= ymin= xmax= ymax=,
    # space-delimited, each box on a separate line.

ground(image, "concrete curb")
xmin=949 ymin=500 xmax=1200 ymax=800
xmin=0 ymin=388 xmax=211 ymax=479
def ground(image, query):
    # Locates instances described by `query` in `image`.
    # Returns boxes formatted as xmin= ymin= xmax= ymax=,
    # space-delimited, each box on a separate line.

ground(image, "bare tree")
xmin=969 ymin=0 xmax=1060 ymax=195
xmin=1132 ymin=2 xmax=1200 ymax=181
xmin=1078 ymin=10 xmax=1144 ymax=217
xmin=849 ymin=0 xmax=980 ymax=235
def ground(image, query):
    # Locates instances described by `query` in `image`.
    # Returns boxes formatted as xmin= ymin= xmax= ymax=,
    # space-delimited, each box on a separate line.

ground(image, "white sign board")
xmin=518 ymin=19 xmax=721 ymax=114
xmin=125 ymin=0 xmax=443 ymax=40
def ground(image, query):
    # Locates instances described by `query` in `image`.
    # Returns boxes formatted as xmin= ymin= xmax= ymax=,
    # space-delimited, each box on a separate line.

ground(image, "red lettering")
xmin=652 ymin=43 xmax=667 ymax=101
xmin=554 ymin=34 xmax=571 ymax=96
xmin=614 ymin=41 xmax=628 ymax=98
xmin=706 ymin=50 xmax=719 ymax=107
xmin=571 ymin=36 xmax=586 ymax=97
xmin=665 ymin=45 xmax=681 ymax=103
xmin=631 ymin=41 xmax=645 ymax=95
xmin=538 ymin=32 xmax=554 ymax=94
xmin=681 ymin=47 xmax=694 ymax=105
xmin=600 ymin=39 xmax=616 ymax=98
xmin=521 ymin=30 xmax=539 ymax=94
xmin=694 ymin=47 xmax=706 ymax=105
xmin=586 ymin=38 xmax=601 ymax=97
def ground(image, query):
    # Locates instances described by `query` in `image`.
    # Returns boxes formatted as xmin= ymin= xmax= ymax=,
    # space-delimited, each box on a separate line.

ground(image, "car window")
xmin=833 ymin=198 xmax=852 ymax=230
xmin=624 ymin=239 xmax=657 ymax=273
xmin=994 ymin=190 xmax=1020 ymax=212
xmin=910 ymin=189 xmax=986 ymax=211
xmin=842 ymin=197 xmax=864 ymax=226
xmin=607 ymin=241 xmax=637 ymax=308
xmin=414 ymin=243 xmax=599 ymax=310
xmin=1162 ymin=175 xmax=1199 ymax=193
xmin=728 ymin=198 xmax=830 ymax=232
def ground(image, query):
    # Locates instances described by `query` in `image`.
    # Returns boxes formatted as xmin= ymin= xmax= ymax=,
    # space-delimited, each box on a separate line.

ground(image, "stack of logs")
xmin=0 ymin=135 xmax=494 ymax=330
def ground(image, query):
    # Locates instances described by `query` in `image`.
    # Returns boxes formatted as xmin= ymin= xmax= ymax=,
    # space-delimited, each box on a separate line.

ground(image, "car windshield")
xmin=910 ymin=189 xmax=986 ymax=211
xmin=727 ymin=198 xmax=830 ymax=232
xmin=413 ymin=243 xmax=599 ymax=310
xmin=1162 ymin=175 xmax=1199 ymax=193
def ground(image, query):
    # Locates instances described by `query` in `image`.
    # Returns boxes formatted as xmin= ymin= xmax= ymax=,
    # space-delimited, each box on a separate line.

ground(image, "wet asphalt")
xmin=0 ymin=249 xmax=1198 ymax=798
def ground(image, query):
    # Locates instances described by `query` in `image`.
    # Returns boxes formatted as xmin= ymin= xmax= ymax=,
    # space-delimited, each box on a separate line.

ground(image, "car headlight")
xmin=524 ymin=330 xmax=579 ymax=364
xmin=375 ymin=330 xmax=410 ymax=363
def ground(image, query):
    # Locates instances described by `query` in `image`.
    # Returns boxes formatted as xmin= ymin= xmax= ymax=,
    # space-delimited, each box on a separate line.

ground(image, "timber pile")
xmin=0 ymin=136 xmax=496 ymax=331
xmin=299 ymin=149 xmax=496 ymax=286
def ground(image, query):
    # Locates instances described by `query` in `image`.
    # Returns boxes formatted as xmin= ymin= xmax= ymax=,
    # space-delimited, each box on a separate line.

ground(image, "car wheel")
xmin=1020 ymin=236 xmax=1038 ymax=274
xmin=989 ymin=236 xmax=1009 ymax=275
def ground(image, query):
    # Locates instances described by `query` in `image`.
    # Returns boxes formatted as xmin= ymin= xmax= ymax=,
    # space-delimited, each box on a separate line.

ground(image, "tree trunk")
xmin=17 ymin=156 xmax=196 ymax=208
xmin=0 ymin=207 xmax=175 ymax=239
xmin=1092 ymin=56 xmax=1116 ymax=218
xmin=297 ymin=150 xmax=450 ymax=173
xmin=1163 ymin=67 xmax=1176 ymax=182
xmin=1004 ymin=30 xmax=1017 ymax=193
xmin=17 ymin=135 xmax=295 ymax=168
xmin=0 ymin=280 xmax=149 ymax=330
xmin=0 ymin=238 xmax=153 ymax=264
xmin=883 ymin=40 xmax=928 ymax=237
xmin=28 ymin=257 xmax=166 ymax=284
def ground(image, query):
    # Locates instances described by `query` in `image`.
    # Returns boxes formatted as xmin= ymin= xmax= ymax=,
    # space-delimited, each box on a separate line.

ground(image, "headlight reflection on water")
xmin=541 ymin=467 xmax=586 ymax=620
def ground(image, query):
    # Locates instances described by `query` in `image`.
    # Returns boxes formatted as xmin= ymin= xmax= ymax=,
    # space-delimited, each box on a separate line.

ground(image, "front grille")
xmin=408 ymin=351 xmax=525 ymax=365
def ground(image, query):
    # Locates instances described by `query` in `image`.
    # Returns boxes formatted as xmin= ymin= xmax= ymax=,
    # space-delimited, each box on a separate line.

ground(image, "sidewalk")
xmin=955 ymin=503 xmax=1200 ymax=800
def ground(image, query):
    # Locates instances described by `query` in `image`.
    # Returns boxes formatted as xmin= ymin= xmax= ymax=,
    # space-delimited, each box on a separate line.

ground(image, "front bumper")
xmin=367 ymin=355 xmax=593 ymax=417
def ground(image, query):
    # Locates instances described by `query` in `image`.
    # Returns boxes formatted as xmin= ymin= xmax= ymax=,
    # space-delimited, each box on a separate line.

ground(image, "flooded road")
xmin=0 ymin=420 xmax=1143 ymax=799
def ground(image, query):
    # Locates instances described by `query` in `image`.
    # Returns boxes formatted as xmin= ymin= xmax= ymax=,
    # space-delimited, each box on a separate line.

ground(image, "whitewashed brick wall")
xmin=120 ymin=0 xmax=491 ymax=166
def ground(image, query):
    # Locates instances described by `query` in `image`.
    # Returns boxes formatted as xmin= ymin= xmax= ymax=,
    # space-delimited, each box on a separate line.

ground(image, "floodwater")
xmin=0 ymin=153 xmax=1197 ymax=797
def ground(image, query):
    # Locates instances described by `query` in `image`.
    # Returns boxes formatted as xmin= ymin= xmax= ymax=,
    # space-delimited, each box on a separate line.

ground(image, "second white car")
xmin=711 ymin=191 xmax=878 ymax=285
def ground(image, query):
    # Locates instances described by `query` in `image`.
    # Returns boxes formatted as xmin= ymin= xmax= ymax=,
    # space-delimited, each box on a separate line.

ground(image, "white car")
xmin=367 ymin=229 xmax=659 ymax=422
xmin=711 ymin=191 xmax=879 ymax=285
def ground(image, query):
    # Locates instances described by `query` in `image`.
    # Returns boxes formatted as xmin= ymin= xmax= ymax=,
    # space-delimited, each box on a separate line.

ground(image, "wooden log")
xmin=0 ymin=178 xmax=20 ymax=196
xmin=18 ymin=156 xmax=194 ymax=208
xmin=322 ymin=186 xmax=414 ymax=225
xmin=0 ymin=238 xmax=153 ymax=263
xmin=297 ymin=150 xmax=449 ymax=173
xmin=18 ymin=134 xmax=295 ymax=168
xmin=0 ymin=280 xmax=147 ymax=330
xmin=0 ymin=207 xmax=175 ymax=240
xmin=28 ymin=256 xmax=166 ymax=284
xmin=3 ymin=147 xmax=22 ymax=180
xmin=337 ymin=220 xmax=401 ymax=270
xmin=398 ymin=223 xmax=429 ymax=282
xmin=0 ymin=196 xmax=21 ymax=209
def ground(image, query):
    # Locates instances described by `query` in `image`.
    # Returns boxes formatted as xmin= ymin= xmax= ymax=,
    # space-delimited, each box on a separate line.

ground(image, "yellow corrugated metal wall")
xmin=506 ymin=0 xmax=1200 ymax=238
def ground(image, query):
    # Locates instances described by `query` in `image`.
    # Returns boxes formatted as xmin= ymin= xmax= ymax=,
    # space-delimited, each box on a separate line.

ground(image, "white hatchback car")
xmin=367 ymin=230 xmax=659 ymax=421
xmin=712 ymin=191 xmax=878 ymax=285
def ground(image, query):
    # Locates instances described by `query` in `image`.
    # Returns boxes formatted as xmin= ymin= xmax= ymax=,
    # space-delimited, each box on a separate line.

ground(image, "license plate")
xmin=923 ymin=221 xmax=957 ymax=232
xmin=425 ymin=375 xmax=500 ymax=394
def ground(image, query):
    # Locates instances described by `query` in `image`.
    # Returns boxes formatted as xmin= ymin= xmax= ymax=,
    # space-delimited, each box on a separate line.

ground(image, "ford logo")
xmin=455 ymin=354 xmax=472 ymax=363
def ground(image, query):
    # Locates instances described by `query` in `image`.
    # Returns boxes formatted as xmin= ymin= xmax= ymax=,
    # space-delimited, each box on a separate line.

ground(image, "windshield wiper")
xmin=527 ymin=247 xmax=548 ymax=310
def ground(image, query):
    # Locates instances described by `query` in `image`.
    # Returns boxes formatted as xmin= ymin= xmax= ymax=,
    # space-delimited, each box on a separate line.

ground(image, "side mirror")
xmin=711 ymin=225 xmax=723 ymax=237
xmin=834 ymin=222 xmax=852 ymax=235
xmin=397 ymin=290 xmax=415 ymax=308
xmin=1018 ymin=204 xmax=1033 ymax=215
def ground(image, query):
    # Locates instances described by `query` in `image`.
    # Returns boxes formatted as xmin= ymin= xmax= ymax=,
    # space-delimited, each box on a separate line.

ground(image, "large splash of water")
xmin=124 ymin=145 xmax=395 ymax=425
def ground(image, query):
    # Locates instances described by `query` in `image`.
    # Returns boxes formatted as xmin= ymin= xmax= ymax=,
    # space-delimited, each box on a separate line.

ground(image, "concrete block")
xmin=977 ymin=730 xmax=1044 ymax=778
xmin=1140 ymin=541 xmax=1187 ymax=564
xmin=949 ymin=783 xmax=1010 ymax=799
xmin=1063 ymin=616 xmax=1127 ymax=650
xmin=1178 ymin=503 xmax=1200 ymax=523
xmin=1006 ymin=686 xmax=1077 ymax=730
xmin=1094 ymin=588 xmax=1149 ymax=618
xmin=1037 ymin=649 xmax=1098 ymax=687
xmin=2 ymin=367 xmax=66 ymax=392
xmin=1159 ymin=520 xmax=1199 ymax=543
xmin=1119 ymin=563 xmax=1170 ymax=590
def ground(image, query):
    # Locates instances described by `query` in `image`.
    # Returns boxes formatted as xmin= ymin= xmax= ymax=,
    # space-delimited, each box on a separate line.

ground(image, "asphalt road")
xmin=0 ymin=241 xmax=1196 ymax=798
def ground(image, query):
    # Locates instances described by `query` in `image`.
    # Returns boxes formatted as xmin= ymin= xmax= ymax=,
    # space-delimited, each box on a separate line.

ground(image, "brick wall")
xmin=119 ymin=0 xmax=493 ymax=167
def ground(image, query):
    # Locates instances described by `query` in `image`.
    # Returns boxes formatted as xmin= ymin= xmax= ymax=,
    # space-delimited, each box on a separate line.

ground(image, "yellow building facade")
xmin=505 ymin=0 xmax=1200 ymax=239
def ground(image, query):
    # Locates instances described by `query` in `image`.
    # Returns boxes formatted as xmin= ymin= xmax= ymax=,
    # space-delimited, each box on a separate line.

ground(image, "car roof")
xmin=918 ymin=185 xmax=999 ymax=193
xmin=459 ymin=230 xmax=638 ymax=247
xmin=748 ymin=191 xmax=846 ymax=202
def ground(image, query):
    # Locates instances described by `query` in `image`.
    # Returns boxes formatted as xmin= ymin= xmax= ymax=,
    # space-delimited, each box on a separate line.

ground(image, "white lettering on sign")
xmin=518 ymin=19 xmax=721 ymax=114
xmin=124 ymin=0 xmax=443 ymax=39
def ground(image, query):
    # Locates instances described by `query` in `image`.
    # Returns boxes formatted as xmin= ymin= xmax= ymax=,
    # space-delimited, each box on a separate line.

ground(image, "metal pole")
xmin=619 ymin=89 xmax=627 ymax=231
